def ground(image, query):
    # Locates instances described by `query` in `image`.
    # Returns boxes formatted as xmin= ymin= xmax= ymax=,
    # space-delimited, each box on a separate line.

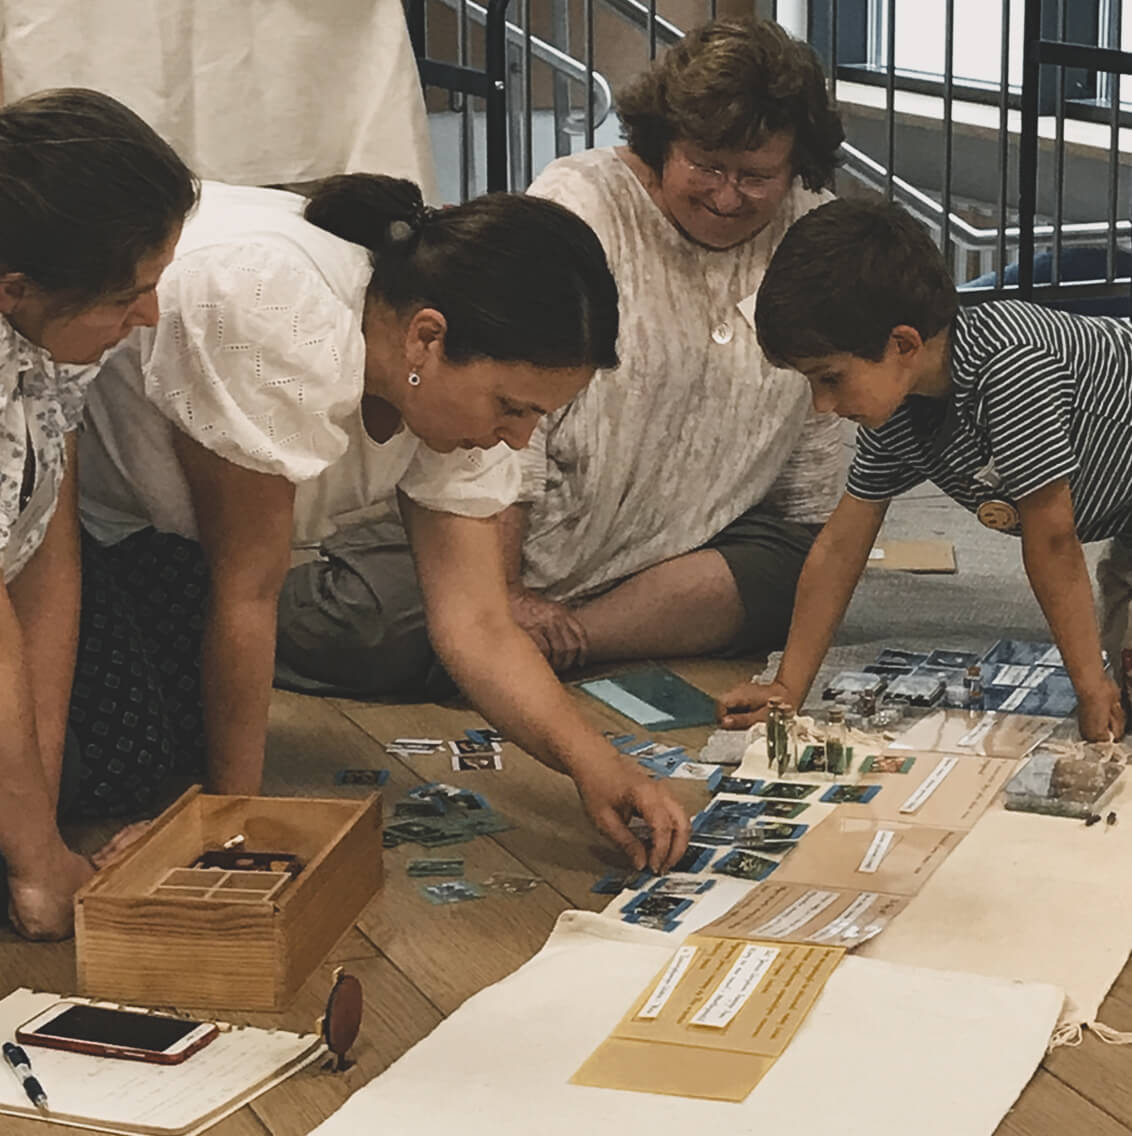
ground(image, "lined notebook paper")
xmin=0 ymin=989 xmax=324 ymax=1135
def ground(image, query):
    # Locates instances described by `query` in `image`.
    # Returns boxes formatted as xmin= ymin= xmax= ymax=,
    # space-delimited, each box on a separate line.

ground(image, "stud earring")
xmin=407 ymin=371 xmax=421 ymax=386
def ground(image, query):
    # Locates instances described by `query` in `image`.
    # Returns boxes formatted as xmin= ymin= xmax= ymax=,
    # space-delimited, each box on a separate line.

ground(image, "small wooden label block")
xmin=75 ymin=787 xmax=384 ymax=1011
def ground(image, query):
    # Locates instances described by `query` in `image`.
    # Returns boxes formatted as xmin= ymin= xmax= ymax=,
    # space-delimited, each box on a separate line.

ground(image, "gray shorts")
xmin=703 ymin=505 xmax=820 ymax=655
xmin=274 ymin=506 xmax=819 ymax=696
xmin=274 ymin=519 xmax=441 ymax=699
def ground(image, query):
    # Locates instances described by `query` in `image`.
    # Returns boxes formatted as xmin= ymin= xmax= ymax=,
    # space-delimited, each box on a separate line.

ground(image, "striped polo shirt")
xmin=847 ymin=300 xmax=1132 ymax=541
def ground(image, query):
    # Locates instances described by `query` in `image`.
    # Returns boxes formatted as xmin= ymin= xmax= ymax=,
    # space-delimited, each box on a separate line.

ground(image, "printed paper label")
xmin=956 ymin=712 xmax=996 ymax=748
xmin=992 ymin=664 xmax=1031 ymax=686
xmin=690 ymin=944 xmax=779 ymax=1028
xmin=753 ymin=889 xmax=839 ymax=938
xmin=810 ymin=892 xmax=880 ymax=942
xmin=899 ymin=755 xmax=960 ymax=813
xmin=999 ymin=687 xmax=1027 ymax=711
xmin=638 ymin=946 xmax=698 ymax=1020
xmin=857 ymin=829 xmax=896 ymax=873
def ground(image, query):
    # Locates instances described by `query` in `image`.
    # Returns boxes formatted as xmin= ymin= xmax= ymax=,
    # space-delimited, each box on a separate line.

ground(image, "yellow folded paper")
xmin=572 ymin=935 xmax=843 ymax=1102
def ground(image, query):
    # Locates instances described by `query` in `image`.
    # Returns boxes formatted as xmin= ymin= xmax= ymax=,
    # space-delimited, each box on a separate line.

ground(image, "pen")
xmin=3 ymin=1041 xmax=48 ymax=1112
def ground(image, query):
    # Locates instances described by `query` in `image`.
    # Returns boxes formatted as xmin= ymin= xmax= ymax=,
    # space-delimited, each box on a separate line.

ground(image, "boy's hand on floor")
xmin=716 ymin=680 xmax=797 ymax=729
xmin=1076 ymin=676 xmax=1126 ymax=741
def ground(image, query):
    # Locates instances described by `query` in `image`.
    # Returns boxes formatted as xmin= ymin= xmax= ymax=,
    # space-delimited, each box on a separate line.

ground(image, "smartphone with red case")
xmin=16 ymin=1001 xmax=218 ymax=1064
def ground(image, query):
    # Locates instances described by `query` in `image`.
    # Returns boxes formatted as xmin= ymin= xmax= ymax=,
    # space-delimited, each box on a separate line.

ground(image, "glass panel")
xmin=874 ymin=0 xmax=1025 ymax=89
xmin=1121 ymin=0 xmax=1132 ymax=106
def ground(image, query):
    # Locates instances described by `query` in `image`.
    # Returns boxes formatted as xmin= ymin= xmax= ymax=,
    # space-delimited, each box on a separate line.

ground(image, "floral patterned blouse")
xmin=0 ymin=317 xmax=97 ymax=584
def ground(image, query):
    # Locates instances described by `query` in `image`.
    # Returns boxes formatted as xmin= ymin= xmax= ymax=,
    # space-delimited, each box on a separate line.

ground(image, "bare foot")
xmin=8 ymin=849 xmax=95 ymax=940
xmin=91 ymin=820 xmax=153 ymax=869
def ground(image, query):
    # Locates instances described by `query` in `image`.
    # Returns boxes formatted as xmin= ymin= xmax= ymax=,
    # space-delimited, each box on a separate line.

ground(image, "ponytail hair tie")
xmin=387 ymin=202 xmax=437 ymax=247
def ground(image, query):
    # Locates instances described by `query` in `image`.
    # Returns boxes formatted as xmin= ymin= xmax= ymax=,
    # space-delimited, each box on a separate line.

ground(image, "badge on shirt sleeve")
xmin=976 ymin=499 xmax=1020 ymax=531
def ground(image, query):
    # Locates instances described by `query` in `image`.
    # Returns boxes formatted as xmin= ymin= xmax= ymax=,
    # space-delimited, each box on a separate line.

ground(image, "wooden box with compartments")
xmin=74 ymin=786 xmax=383 ymax=1011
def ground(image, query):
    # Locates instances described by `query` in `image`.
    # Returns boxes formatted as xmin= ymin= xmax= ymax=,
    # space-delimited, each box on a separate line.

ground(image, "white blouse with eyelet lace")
xmin=79 ymin=182 xmax=519 ymax=551
xmin=0 ymin=317 xmax=97 ymax=584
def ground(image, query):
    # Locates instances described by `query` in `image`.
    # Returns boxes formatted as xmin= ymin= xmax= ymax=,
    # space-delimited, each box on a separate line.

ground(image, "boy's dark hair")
xmin=0 ymin=88 xmax=198 ymax=310
xmin=756 ymin=198 xmax=959 ymax=364
xmin=616 ymin=17 xmax=843 ymax=191
xmin=306 ymin=175 xmax=619 ymax=370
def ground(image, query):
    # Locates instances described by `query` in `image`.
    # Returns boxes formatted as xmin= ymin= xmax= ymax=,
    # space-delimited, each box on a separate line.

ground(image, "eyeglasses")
xmin=674 ymin=154 xmax=782 ymax=200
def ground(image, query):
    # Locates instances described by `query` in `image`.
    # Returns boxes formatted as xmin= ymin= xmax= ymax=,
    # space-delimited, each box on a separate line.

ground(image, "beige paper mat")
xmin=885 ymin=709 xmax=1056 ymax=759
xmin=849 ymin=753 xmax=1017 ymax=830
xmin=773 ymin=816 xmax=962 ymax=896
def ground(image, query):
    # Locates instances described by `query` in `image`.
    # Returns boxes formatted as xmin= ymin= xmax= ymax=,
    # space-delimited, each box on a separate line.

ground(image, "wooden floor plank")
xmin=354 ymin=834 xmax=572 ymax=1016
xmin=247 ymin=951 xmax=444 ymax=1136
xmin=333 ymin=658 xmax=754 ymax=910
xmin=268 ymin=691 xmax=577 ymax=1015
xmin=336 ymin=696 xmax=635 ymax=912
xmin=4 ymin=667 xmax=1129 ymax=1136
xmin=1042 ymin=967 xmax=1132 ymax=1127
xmin=997 ymin=1069 xmax=1130 ymax=1135
xmin=0 ymin=934 xmax=77 ymax=1001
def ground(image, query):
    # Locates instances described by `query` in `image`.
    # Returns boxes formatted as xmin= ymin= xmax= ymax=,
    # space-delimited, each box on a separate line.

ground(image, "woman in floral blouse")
xmin=0 ymin=88 xmax=196 ymax=939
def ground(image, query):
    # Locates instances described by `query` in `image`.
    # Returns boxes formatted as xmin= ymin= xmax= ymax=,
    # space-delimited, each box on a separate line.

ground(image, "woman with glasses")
xmin=505 ymin=17 xmax=847 ymax=671
xmin=273 ymin=17 xmax=847 ymax=695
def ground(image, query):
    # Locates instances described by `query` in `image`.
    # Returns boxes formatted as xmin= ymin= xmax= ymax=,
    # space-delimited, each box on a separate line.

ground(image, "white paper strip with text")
xmin=637 ymin=946 xmax=697 ymax=1020
xmin=690 ymin=945 xmax=779 ymax=1028
xmin=857 ymin=829 xmax=896 ymax=874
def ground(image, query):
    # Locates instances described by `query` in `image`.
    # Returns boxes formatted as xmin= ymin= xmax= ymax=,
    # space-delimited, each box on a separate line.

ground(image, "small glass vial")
xmin=776 ymin=703 xmax=797 ymax=775
xmin=964 ymin=665 xmax=984 ymax=711
xmin=765 ymin=696 xmax=783 ymax=769
xmin=857 ymin=687 xmax=877 ymax=724
xmin=825 ymin=706 xmax=848 ymax=777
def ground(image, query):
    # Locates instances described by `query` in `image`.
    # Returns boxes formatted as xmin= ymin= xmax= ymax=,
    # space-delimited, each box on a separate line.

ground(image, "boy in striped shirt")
xmin=718 ymin=197 xmax=1132 ymax=741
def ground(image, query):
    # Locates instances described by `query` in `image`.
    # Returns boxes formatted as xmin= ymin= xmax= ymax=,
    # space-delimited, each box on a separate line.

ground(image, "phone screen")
xmin=30 ymin=1006 xmax=200 ymax=1052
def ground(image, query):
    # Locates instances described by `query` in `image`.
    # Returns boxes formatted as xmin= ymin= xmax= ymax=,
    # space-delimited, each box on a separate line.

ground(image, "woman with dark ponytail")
xmin=0 ymin=88 xmax=196 ymax=939
xmin=77 ymin=176 xmax=691 ymax=874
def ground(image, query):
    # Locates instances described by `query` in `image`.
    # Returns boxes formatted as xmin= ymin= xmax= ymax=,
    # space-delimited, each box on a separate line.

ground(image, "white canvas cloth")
xmin=0 ymin=0 xmax=437 ymax=195
xmin=860 ymin=771 xmax=1132 ymax=1033
xmin=310 ymin=911 xmax=1062 ymax=1136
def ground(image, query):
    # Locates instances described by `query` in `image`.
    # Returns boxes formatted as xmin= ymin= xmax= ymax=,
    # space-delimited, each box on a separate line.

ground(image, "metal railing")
xmin=1017 ymin=0 xmax=1132 ymax=304
xmin=408 ymin=0 xmax=1132 ymax=309
xmin=404 ymin=0 xmax=510 ymax=191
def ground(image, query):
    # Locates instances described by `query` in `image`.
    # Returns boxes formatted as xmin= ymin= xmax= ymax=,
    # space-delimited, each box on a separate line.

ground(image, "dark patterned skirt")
xmin=67 ymin=528 xmax=209 ymax=818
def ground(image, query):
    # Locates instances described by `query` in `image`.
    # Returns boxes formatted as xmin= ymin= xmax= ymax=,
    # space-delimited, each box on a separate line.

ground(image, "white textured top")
xmin=0 ymin=318 xmax=96 ymax=583
xmin=522 ymin=148 xmax=843 ymax=601
xmin=79 ymin=182 xmax=518 ymax=549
